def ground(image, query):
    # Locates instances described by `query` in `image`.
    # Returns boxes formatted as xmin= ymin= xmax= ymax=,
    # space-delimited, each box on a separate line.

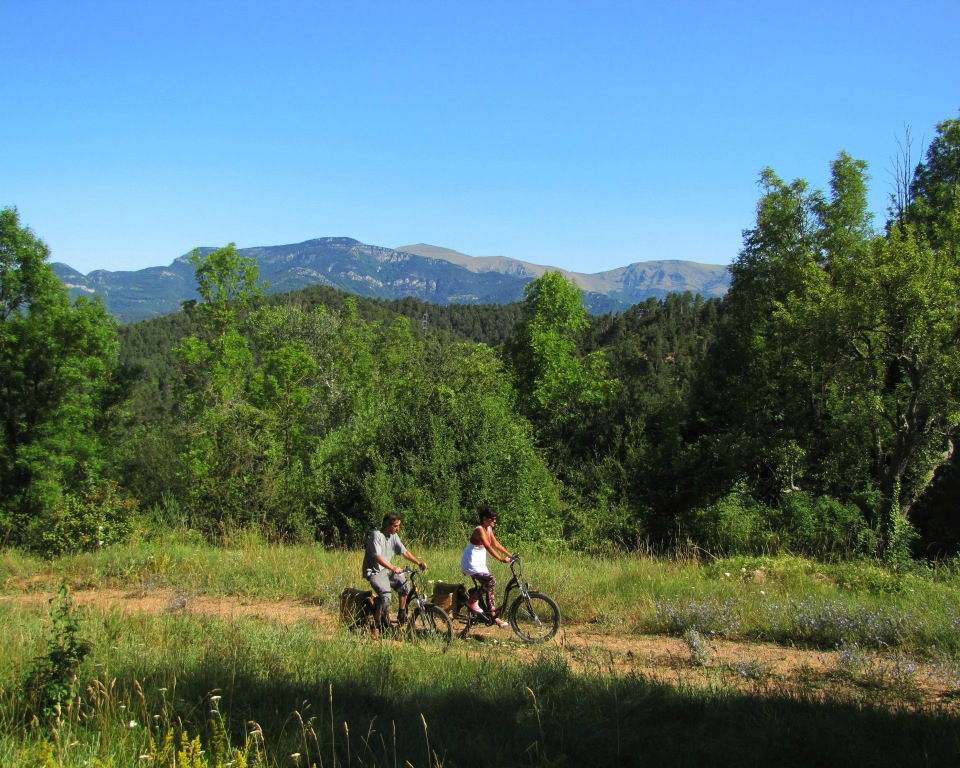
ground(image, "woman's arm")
xmin=485 ymin=529 xmax=512 ymax=562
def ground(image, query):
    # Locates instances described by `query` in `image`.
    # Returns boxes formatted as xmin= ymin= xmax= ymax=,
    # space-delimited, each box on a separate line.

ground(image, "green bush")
xmin=683 ymin=483 xmax=772 ymax=554
xmin=21 ymin=586 xmax=91 ymax=720
xmin=26 ymin=480 xmax=139 ymax=558
xmin=775 ymin=492 xmax=871 ymax=556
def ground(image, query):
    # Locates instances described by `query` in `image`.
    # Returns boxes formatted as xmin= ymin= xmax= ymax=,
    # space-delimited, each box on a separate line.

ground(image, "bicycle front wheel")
xmin=407 ymin=603 xmax=454 ymax=645
xmin=508 ymin=592 xmax=560 ymax=643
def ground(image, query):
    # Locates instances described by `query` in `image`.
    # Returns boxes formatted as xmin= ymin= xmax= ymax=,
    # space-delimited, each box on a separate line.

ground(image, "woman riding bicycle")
xmin=460 ymin=504 xmax=513 ymax=627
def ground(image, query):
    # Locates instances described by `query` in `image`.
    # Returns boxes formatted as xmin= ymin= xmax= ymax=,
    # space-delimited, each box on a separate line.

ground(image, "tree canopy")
xmin=0 ymin=207 xmax=128 ymax=553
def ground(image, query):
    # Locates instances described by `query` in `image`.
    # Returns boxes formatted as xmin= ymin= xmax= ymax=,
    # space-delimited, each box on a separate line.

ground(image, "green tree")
xmin=309 ymin=321 xmax=563 ymax=545
xmin=506 ymin=271 xmax=613 ymax=447
xmin=174 ymin=244 xmax=286 ymax=536
xmin=688 ymin=167 xmax=826 ymax=515
xmin=0 ymin=207 xmax=127 ymax=552
xmin=826 ymin=223 xmax=960 ymax=535
xmin=694 ymin=125 xmax=960 ymax=556
xmin=579 ymin=293 xmax=723 ymax=546
xmin=909 ymin=116 xmax=960 ymax=252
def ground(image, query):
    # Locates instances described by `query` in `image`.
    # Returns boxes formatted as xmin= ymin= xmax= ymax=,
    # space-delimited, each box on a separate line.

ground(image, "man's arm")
xmin=376 ymin=554 xmax=402 ymax=574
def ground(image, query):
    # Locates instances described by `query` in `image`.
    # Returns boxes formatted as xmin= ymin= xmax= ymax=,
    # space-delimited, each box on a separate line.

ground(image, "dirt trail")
xmin=4 ymin=587 xmax=956 ymax=712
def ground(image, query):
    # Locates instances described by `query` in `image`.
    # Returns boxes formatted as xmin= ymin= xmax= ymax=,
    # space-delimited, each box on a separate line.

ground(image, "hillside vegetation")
xmin=2 ymin=115 xmax=960 ymax=562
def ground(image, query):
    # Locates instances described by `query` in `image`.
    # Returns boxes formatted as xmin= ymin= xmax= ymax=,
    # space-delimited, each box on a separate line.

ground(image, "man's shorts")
xmin=366 ymin=568 xmax=411 ymax=600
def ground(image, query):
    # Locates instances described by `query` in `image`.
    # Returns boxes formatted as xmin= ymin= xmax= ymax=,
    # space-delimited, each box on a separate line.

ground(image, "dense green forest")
xmin=3 ymin=115 xmax=960 ymax=560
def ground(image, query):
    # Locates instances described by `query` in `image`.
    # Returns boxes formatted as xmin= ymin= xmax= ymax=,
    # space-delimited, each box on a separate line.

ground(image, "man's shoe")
xmin=397 ymin=609 xmax=408 ymax=625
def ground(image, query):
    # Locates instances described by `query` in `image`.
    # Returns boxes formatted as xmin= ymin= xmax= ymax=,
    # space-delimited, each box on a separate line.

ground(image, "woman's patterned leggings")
xmin=472 ymin=573 xmax=498 ymax=614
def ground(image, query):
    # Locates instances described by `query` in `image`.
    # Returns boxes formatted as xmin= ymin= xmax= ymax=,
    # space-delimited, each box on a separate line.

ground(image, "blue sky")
xmin=2 ymin=1 xmax=958 ymax=275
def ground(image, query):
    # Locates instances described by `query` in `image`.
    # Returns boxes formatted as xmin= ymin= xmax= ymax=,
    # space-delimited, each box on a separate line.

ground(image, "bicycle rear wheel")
xmin=407 ymin=603 xmax=454 ymax=645
xmin=508 ymin=592 xmax=560 ymax=643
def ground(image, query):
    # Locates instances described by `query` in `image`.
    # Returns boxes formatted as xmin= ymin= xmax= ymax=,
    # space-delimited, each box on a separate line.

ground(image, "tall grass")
xmin=1 ymin=539 xmax=959 ymax=765
xmin=5 ymin=540 xmax=960 ymax=656
xmin=2 ymin=601 xmax=959 ymax=767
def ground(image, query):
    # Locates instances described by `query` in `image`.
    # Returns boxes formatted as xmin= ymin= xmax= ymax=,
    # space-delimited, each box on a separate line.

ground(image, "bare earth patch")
xmin=4 ymin=588 xmax=958 ymax=713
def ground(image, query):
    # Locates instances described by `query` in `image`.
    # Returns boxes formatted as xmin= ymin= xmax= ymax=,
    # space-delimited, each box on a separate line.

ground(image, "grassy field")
xmin=1 ymin=537 xmax=959 ymax=767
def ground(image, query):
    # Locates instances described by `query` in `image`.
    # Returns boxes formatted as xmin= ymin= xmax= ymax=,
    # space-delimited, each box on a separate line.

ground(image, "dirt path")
xmin=4 ymin=587 xmax=957 ymax=712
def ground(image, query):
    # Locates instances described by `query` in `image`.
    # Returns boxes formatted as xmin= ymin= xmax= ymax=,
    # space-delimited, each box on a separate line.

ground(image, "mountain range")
xmin=53 ymin=237 xmax=732 ymax=324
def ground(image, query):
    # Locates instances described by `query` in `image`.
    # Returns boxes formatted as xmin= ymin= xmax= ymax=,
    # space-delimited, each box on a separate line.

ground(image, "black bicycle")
xmin=341 ymin=565 xmax=454 ymax=645
xmin=457 ymin=555 xmax=561 ymax=644
xmin=401 ymin=565 xmax=454 ymax=644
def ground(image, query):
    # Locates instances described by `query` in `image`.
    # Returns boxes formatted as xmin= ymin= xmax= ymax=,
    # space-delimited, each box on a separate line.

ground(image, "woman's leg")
xmin=475 ymin=573 xmax=497 ymax=614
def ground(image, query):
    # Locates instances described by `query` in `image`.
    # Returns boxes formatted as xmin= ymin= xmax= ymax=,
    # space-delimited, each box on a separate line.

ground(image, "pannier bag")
xmin=339 ymin=587 xmax=374 ymax=628
xmin=431 ymin=581 xmax=468 ymax=614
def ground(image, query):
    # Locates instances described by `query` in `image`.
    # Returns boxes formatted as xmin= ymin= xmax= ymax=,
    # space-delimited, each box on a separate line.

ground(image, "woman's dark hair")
xmin=478 ymin=504 xmax=498 ymax=522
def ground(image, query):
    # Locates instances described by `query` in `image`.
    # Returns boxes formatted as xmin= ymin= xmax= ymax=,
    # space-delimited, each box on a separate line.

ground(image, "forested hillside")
xmin=3 ymin=114 xmax=960 ymax=560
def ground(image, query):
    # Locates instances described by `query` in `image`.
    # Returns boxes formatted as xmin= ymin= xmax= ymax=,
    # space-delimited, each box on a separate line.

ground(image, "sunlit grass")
xmin=5 ymin=541 xmax=960 ymax=657
xmin=1 ymin=540 xmax=959 ymax=765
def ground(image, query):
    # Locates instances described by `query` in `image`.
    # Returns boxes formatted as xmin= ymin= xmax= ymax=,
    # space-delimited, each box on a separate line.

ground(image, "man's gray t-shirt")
xmin=362 ymin=530 xmax=407 ymax=578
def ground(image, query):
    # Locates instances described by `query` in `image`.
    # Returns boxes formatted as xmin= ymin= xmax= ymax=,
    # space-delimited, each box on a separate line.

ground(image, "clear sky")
xmin=2 ymin=1 xmax=958 ymax=276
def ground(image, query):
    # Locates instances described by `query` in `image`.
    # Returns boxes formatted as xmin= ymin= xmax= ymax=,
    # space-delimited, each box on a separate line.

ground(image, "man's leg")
xmin=367 ymin=570 xmax=393 ymax=631
xmin=390 ymin=571 xmax=412 ymax=623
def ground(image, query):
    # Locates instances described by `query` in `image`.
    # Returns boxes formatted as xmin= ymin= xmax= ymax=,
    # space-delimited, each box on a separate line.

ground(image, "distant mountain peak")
xmin=55 ymin=238 xmax=731 ymax=324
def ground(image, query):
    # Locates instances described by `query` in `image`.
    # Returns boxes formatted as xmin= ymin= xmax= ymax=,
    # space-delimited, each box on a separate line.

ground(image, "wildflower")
xmin=210 ymin=695 xmax=222 ymax=702
xmin=724 ymin=572 xmax=731 ymax=578
xmin=128 ymin=720 xmax=138 ymax=729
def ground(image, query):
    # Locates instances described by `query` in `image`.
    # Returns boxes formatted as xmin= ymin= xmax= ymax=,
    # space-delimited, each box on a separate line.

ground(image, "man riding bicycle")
xmin=362 ymin=512 xmax=427 ymax=636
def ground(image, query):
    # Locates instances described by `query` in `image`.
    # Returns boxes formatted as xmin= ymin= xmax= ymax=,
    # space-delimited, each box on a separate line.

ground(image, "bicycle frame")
xmin=500 ymin=556 xmax=532 ymax=612
xmin=403 ymin=566 xmax=429 ymax=610
xmin=468 ymin=555 xmax=533 ymax=619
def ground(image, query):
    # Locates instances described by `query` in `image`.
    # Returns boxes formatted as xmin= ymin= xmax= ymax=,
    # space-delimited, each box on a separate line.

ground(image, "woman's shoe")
xmin=466 ymin=598 xmax=484 ymax=615
xmin=494 ymin=618 xmax=508 ymax=628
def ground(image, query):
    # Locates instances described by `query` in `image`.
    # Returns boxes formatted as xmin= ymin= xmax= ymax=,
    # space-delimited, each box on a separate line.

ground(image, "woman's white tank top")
xmin=460 ymin=525 xmax=489 ymax=575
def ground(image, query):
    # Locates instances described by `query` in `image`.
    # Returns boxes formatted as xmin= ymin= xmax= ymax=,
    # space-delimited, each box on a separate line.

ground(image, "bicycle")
xmin=340 ymin=565 xmax=454 ymax=645
xmin=456 ymin=554 xmax=560 ymax=644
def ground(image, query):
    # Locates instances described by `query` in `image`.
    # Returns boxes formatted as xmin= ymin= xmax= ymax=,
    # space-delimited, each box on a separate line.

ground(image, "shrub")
xmin=21 ymin=586 xmax=92 ymax=720
xmin=26 ymin=480 xmax=139 ymax=557
xmin=764 ymin=597 xmax=912 ymax=650
xmin=775 ymin=492 xmax=871 ymax=556
xmin=653 ymin=597 xmax=741 ymax=638
xmin=683 ymin=483 xmax=772 ymax=555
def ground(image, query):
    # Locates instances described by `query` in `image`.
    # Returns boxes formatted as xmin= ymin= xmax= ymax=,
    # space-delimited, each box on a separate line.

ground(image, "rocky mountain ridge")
xmin=54 ymin=237 xmax=731 ymax=324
